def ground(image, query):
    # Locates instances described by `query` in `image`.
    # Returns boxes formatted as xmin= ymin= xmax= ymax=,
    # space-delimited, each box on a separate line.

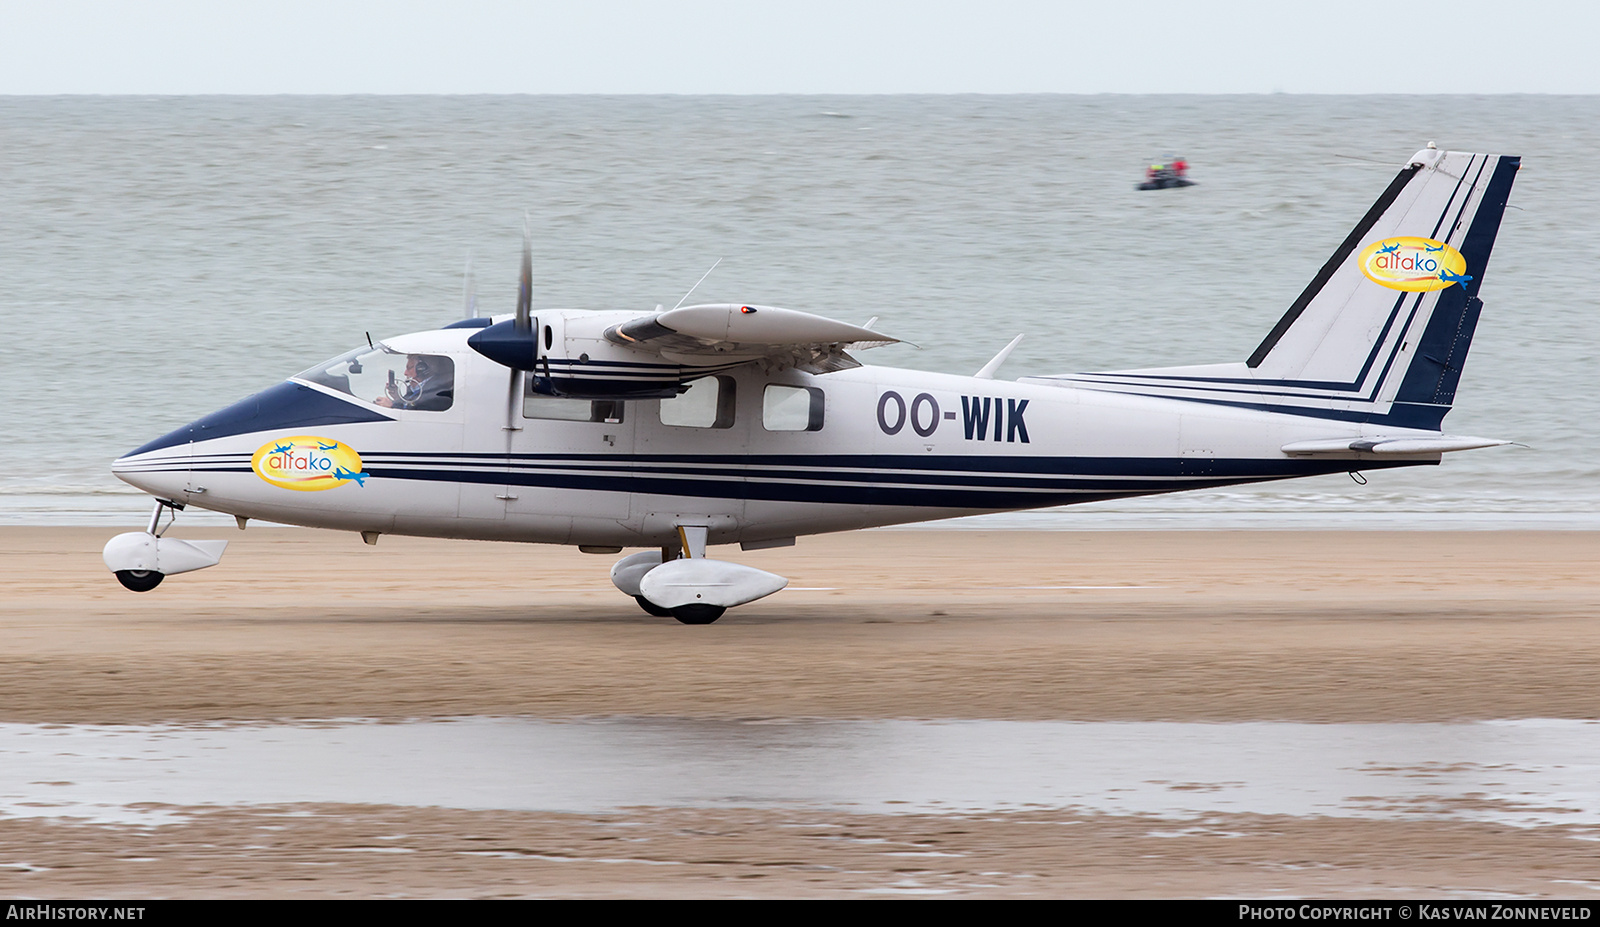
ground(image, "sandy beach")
xmin=2 ymin=526 xmax=1598 ymax=897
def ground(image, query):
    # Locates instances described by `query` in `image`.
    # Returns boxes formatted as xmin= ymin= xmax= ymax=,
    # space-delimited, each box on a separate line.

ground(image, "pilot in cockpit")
xmin=375 ymin=354 xmax=454 ymax=411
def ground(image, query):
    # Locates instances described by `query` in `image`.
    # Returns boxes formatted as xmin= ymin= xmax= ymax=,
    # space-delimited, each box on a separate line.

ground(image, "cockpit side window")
xmin=298 ymin=347 xmax=456 ymax=412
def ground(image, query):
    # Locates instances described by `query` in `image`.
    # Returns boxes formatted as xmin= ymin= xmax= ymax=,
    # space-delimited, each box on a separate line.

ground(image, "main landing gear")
xmin=633 ymin=595 xmax=724 ymax=624
xmin=609 ymin=526 xmax=786 ymax=625
xmin=103 ymin=499 xmax=229 ymax=592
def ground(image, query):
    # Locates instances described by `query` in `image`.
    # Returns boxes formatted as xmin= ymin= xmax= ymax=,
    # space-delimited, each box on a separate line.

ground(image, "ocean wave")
xmin=0 ymin=485 xmax=144 ymax=496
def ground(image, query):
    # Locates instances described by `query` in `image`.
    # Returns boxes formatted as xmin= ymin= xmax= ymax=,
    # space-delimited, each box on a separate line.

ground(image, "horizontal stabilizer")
xmin=1281 ymin=435 xmax=1511 ymax=456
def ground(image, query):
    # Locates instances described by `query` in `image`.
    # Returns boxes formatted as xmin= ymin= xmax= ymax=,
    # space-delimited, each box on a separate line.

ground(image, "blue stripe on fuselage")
xmin=123 ymin=381 xmax=394 ymax=458
xmin=140 ymin=449 xmax=1429 ymax=508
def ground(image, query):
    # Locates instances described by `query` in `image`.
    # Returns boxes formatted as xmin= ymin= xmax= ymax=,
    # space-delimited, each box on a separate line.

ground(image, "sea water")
xmin=2 ymin=718 xmax=1598 ymax=827
xmin=2 ymin=95 xmax=1596 ymax=527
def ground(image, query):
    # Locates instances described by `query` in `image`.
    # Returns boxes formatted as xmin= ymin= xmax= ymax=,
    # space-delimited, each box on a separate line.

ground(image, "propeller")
xmin=461 ymin=250 xmax=478 ymax=319
xmin=466 ymin=213 xmax=541 ymax=372
xmin=516 ymin=211 xmax=532 ymax=334
xmin=500 ymin=213 xmax=536 ymax=434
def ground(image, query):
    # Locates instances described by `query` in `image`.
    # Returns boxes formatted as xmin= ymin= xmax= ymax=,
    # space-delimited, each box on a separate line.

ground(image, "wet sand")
xmin=7 ymin=805 xmax=1599 ymax=900
xmin=3 ymin=526 xmax=1599 ymax=897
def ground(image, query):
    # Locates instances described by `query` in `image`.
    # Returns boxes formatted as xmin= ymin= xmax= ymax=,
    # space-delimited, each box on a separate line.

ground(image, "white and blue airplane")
xmin=105 ymin=146 xmax=1519 ymax=623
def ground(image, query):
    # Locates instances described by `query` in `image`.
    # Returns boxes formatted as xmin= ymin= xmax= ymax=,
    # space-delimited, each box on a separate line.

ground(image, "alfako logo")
xmin=1358 ymin=237 xmax=1471 ymax=292
xmin=251 ymin=436 xmax=369 ymax=491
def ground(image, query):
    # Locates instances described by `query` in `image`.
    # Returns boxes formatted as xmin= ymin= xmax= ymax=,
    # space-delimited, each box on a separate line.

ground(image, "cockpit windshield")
xmin=297 ymin=344 xmax=456 ymax=412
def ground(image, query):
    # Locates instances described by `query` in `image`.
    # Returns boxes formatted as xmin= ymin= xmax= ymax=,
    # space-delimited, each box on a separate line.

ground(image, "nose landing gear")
xmin=102 ymin=499 xmax=229 ymax=592
xmin=116 ymin=569 xmax=165 ymax=593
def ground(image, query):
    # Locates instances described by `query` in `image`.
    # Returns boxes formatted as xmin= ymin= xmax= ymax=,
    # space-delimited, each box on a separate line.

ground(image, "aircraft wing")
xmin=1281 ymin=435 xmax=1512 ymax=456
xmin=605 ymin=303 xmax=898 ymax=374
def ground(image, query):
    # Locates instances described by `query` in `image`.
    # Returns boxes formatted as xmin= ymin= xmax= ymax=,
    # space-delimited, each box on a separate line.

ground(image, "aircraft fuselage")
xmin=112 ymin=315 xmax=1434 ymax=550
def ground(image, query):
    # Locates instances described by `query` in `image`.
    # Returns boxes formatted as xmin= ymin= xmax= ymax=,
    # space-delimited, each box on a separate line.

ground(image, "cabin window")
xmin=762 ymin=385 xmax=824 ymax=432
xmin=523 ymin=383 xmax=624 ymax=423
xmin=660 ymin=376 xmax=736 ymax=429
xmin=297 ymin=346 xmax=455 ymax=412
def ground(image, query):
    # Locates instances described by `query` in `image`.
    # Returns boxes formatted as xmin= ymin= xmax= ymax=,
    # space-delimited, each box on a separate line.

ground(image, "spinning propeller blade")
xmin=516 ymin=212 xmax=532 ymax=333
xmin=465 ymin=213 xmax=542 ymax=372
xmin=462 ymin=250 xmax=478 ymax=319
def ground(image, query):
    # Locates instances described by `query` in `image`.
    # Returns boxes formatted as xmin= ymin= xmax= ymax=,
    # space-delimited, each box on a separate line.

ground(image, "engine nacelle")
xmin=469 ymin=316 xmax=707 ymax=400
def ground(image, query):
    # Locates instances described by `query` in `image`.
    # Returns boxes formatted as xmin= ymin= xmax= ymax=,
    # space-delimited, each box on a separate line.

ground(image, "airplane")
xmin=103 ymin=146 xmax=1520 ymax=624
xmin=1375 ymin=241 xmax=1401 ymax=255
xmin=334 ymin=468 xmax=369 ymax=488
xmin=1438 ymin=268 xmax=1475 ymax=287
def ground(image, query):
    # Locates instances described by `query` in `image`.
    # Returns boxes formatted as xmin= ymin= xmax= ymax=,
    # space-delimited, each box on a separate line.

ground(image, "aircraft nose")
xmin=111 ymin=437 xmax=193 ymax=501
xmin=110 ymin=379 xmax=395 ymax=503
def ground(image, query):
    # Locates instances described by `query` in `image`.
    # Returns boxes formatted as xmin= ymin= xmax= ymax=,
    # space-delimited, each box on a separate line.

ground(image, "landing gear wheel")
xmin=634 ymin=595 xmax=674 ymax=618
xmin=115 ymin=569 xmax=164 ymax=592
xmin=670 ymin=604 xmax=726 ymax=625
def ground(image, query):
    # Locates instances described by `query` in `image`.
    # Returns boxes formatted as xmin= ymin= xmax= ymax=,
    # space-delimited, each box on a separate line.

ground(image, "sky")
xmin=2 ymin=0 xmax=1597 ymax=95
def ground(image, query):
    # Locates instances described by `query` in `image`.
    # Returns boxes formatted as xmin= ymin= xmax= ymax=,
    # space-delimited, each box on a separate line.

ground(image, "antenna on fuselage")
xmin=672 ymin=257 xmax=723 ymax=311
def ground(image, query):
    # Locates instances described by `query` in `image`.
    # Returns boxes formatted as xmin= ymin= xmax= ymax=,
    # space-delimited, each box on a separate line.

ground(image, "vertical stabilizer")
xmin=1246 ymin=148 xmax=1519 ymax=426
xmin=1031 ymin=148 xmax=1520 ymax=431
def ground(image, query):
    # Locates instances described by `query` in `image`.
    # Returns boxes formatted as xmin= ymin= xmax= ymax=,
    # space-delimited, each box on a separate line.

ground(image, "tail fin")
xmin=1246 ymin=147 xmax=1520 ymax=425
xmin=1036 ymin=148 xmax=1520 ymax=431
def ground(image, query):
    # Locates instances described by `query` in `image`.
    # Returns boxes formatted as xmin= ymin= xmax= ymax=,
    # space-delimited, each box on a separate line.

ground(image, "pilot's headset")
xmin=401 ymin=356 xmax=429 ymax=403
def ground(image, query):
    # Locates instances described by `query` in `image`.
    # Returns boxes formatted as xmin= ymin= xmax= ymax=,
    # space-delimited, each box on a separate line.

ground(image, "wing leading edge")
xmin=605 ymin=303 xmax=898 ymax=374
